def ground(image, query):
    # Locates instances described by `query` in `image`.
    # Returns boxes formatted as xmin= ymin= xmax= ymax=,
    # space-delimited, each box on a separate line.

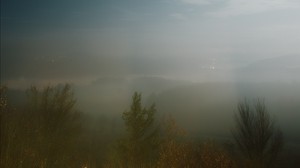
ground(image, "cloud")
xmin=213 ymin=0 xmax=300 ymax=17
xmin=180 ymin=0 xmax=300 ymax=17
xmin=180 ymin=0 xmax=212 ymax=5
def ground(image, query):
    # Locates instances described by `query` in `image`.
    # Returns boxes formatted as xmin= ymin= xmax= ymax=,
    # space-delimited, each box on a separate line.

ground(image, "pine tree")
xmin=119 ymin=92 xmax=159 ymax=167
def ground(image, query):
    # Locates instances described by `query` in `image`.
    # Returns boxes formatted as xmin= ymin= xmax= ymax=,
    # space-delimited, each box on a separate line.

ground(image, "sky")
xmin=1 ymin=0 xmax=300 ymax=88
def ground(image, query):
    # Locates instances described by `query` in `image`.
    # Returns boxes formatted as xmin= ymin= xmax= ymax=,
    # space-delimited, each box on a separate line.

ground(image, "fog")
xmin=1 ymin=0 xmax=300 ymax=167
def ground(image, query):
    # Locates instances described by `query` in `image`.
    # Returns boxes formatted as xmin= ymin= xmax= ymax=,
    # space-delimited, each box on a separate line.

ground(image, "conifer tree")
xmin=119 ymin=92 xmax=159 ymax=167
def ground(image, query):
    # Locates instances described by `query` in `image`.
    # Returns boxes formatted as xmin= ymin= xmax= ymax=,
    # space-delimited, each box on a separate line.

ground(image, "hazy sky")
xmin=1 ymin=0 xmax=300 ymax=87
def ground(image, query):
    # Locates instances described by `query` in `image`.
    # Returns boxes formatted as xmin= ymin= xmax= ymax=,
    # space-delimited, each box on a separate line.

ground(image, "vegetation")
xmin=0 ymin=84 xmax=288 ymax=168
xmin=232 ymin=99 xmax=283 ymax=168
xmin=157 ymin=115 xmax=194 ymax=167
xmin=1 ymin=84 xmax=83 ymax=167
xmin=112 ymin=92 xmax=159 ymax=167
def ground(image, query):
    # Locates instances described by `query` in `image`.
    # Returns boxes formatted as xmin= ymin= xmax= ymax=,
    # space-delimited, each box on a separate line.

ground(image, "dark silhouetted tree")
xmin=1 ymin=84 xmax=84 ymax=167
xmin=24 ymin=84 xmax=83 ymax=167
xmin=0 ymin=86 xmax=24 ymax=168
xmin=232 ymin=99 xmax=283 ymax=168
xmin=0 ymin=86 xmax=10 ymax=167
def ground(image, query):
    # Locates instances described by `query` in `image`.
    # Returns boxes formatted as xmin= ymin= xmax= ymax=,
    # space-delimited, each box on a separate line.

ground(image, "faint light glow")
xmin=209 ymin=57 xmax=216 ymax=70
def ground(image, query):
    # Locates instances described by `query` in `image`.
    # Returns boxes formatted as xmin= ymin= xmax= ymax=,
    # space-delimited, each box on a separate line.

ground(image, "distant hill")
xmin=152 ymin=82 xmax=300 ymax=140
xmin=5 ymin=77 xmax=300 ymax=143
xmin=235 ymin=55 xmax=300 ymax=82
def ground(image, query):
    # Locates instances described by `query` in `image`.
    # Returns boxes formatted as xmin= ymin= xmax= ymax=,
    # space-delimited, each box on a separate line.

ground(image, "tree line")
xmin=0 ymin=84 xmax=283 ymax=168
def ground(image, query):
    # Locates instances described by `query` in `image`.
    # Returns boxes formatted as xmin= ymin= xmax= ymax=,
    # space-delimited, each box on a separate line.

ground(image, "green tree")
xmin=232 ymin=99 xmax=283 ymax=168
xmin=117 ymin=92 xmax=159 ymax=167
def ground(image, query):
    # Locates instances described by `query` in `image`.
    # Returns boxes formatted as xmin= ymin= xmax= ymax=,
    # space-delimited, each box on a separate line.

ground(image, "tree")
xmin=0 ymin=86 xmax=8 ymax=150
xmin=117 ymin=92 xmax=159 ymax=167
xmin=1 ymin=84 xmax=83 ymax=167
xmin=232 ymin=99 xmax=283 ymax=168
xmin=0 ymin=86 xmax=11 ymax=167
xmin=23 ymin=84 xmax=83 ymax=167
xmin=0 ymin=86 xmax=24 ymax=168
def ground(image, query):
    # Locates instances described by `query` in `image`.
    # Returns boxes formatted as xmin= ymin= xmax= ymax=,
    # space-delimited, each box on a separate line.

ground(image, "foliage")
xmin=232 ymin=99 xmax=283 ymax=168
xmin=116 ymin=92 xmax=159 ymax=167
xmin=1 ymin=85 xmax=288 ymax=167
xmin=0 ymin=86 xmax=12 ymax=167
xmin=0 ymin=86 xmax=8 ymax=112
xmin=157 ymin=115 xmax=236 ymax=168
xmin=198 ymin=141 xmax=236 ymax=168
xmin=156 ymin=115 xmax=198 ymax=168
xmin=0 ymin=84 xmax=83 ymax=168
